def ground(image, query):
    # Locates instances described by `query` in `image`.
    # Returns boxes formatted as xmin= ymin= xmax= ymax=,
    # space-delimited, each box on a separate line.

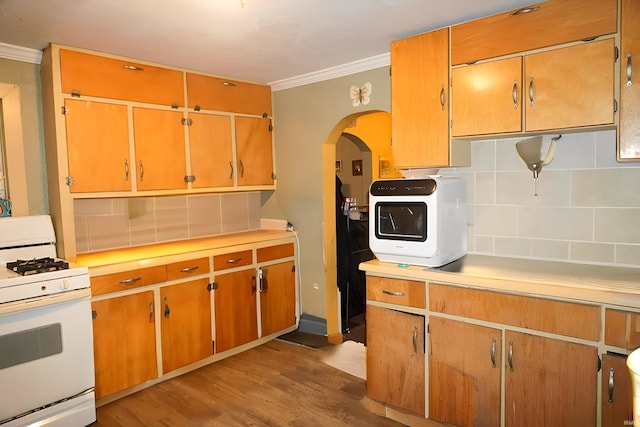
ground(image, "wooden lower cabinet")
xmin=214 ymin=268 xmax=259 ymax=353
xmin=366 ymin=304 xmax=425 ymax=415
xmin=91 ymin=291 xmax=157 ymax=399
xmin=259 ymin=260 xmax=296 ymax=336
xmin=601 ymin=353 xmax=634 ymax=426
xmin=429 ymin=316 xmax=501 ymax=426
xmin=504 ymin=331 xmax=598 ymax=427
xmin=160 ymin=278 xmax=213 ymax=373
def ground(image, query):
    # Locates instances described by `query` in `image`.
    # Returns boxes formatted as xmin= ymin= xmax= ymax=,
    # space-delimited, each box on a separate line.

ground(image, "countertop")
xmin=75 ymin=230 xmax=295 ymax=275
xmin=360 ymin=254 xmax=640 ymax=309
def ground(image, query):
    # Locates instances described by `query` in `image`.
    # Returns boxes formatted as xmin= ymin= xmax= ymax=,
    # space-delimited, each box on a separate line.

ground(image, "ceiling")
xmin=0 ymin=0 xmax=537 ymax=86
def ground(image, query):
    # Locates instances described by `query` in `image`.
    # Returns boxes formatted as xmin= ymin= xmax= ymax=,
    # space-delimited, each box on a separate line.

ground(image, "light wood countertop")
xmin=361 ymin=254 xmax=640 ymax=310
xmin=75 ymin=230 xmax=295 ymax=275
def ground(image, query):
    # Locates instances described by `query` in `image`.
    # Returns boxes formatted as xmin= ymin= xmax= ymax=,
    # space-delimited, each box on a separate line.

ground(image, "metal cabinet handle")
xmin=239 ymin=160 xmax=245 ymax=178
xmin=508 ymin=341 xmax=514 ymax=371
xmin=119 ymin=277 xmax=142 ymax=284
xmin=124 ymin=159 xmax=129 ymax=181
xmin=528 ymin=77 xmax=535 ymax=107
xmin=412 ymin=325 xmax=418 ymax=353
xmin=163 ymin=297 xmax=170 ymax=318
xmin=139 ymin=160 xmax=144 ymax=181
xmin=149 ymin=301 xmax=154 ymax=321
xmin=179 ymin=266 xmax=199 ymax=273
xmin=382 ymin=290 xmax=406 ymax=297
xmin=491 ymin=338 xmax=497 ymax=368
xmin=257 ymin=268 xmax=264 ymax=293
xmin=512 ymin=80 xmax=518 ymax=109
xmin=509 ymin=6 xmax=540 ymax=16
xmin=229 ymin=161 xmax=234 ymax=179
xmin=627 ymin=53 xmax=633 ymax=87
xmin=226 ymin=258 xmax=242 ymax=264
xmin=92 ymin=310 xmax=97 ymax=320
xmin=608 ymin=367 xmax=615 ymax=403
xmin=439 ymin=85 xmax=445 ymax=111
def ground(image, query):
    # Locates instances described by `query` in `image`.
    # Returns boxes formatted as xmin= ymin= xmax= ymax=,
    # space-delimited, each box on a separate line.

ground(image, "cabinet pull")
xmin=139 ymin=160 xmax=144 ymax=181
xmin=490 ymin=338 xmax=497 ymax=368
xmin=119 ymin=277 xmax=142 ymax=285
xmin=528 ymin=77 xmax=535 ymax=107
xmin=412 ymin=325 xmax=418 ymax=353
xmin=124 ymin=159 xmax=129 ymax=181
xmin=627 ymin=52 xmax=633 ymax=87
xmin=439 ymin=85 xmax=445 ymax=111
xmin=229 ymin=161 xmax=234 ymax=179
xmin=608 ymin=367 xmax=615 ymax=403
xmin=163 ymin=297 xmax=170 ymax=318
xmin=239 ymin=160 xmax=245 ymax=178
xmin=382 ymin=290 xmax=405 ymax=297
xmin=512 ymin=80 xmax=518 ymax=109
xmin=509 ymin=6 xmax=540 ymax=16
xmin=226 ymin=258 xmax=242 ymax=264
xmin=149 ymin=301 xmax=154 ymax=321
xmin=257 ymin=268 xmax=264 ymax=293
xmin=508 ymin=341 xmax=514 ymax=371
xmin=179 ymin=266 xmax=199 ymax=273
xmin=92 ymin=310 xmax=97 ymax=320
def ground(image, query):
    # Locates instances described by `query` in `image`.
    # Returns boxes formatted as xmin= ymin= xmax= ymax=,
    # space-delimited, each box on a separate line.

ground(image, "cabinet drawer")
xmin=186 ymin=73 xmax=272 ymax=116
xmin=429 ymin=284 xmax=600 ymax=341
xmin=257 ymin=243 xmax=294 ymax=263
xmin=605 ymin=309 xmax=640 ymax=349
xmin=91 ymin=266 xmax=168 ymax=296
xmin=60 ymin=49 xmax=184 ymax=106
xmin=213 ymin=250 xmax=253 ymax=271
xmin=366 ymin=276 xmax=425 ymax=309
xmin=451 ymin=0 xmax=617 ymax=66
xmin=166 ymin=257 xmax=210 ymax=281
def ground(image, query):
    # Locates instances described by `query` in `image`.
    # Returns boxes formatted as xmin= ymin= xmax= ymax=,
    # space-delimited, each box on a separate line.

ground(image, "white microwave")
xmin=369 ymin=176 xmax=467 ymax=267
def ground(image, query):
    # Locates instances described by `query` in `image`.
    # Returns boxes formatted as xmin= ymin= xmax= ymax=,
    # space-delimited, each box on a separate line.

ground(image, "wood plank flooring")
xmin=93 ymin=340 xmax=404 ymax=426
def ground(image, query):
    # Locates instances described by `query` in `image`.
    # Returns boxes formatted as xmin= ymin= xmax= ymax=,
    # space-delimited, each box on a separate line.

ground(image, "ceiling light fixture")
xmin=240 ymin=0 xmax=246 ymax=8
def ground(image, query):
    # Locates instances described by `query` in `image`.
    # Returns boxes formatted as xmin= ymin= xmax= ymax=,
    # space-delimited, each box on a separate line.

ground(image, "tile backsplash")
xmin=74 ymin=192 xmax=261 ymax=253
xmin=444 ymin=130 xmax=640 ymax=267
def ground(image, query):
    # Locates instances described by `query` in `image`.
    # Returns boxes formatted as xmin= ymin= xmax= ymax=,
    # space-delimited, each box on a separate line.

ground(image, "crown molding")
xmin=269 ymin=52 xmax=390 ymax=92
xmin=0 ymin=42 xmax=42 ymax=64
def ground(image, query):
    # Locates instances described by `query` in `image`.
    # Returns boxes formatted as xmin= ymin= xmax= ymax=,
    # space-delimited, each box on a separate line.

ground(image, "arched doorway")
xmin=321 ymin=110 xmax=393 ymax=343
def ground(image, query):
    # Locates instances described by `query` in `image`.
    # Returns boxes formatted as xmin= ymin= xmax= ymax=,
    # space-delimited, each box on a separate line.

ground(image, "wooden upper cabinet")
xmin=63 ymin=99 xmax=131 ymax=193
xmin=188 ymin=113 xmax=234 ymax=188
xmin=235 ymin=116 xmax=275 ymax=186
xmin=132 ymin=107 xmax=187 ymax=191
xmin=619 ymin=0 xmax=640 ymax=161
xmin=452 ymin=57 xmax=523 ymax=137
xmin=524 ymin=39 xmax=615 ymax=132
xmin=186 ymin=73 xmax=272 ymax=116
xmin=451 ymin=0 xmax=618 ymax=66
xmin=391 ymin=27 xmax=453 ymax=168
xmin=59 ymin=49 xmax=184 ymax=106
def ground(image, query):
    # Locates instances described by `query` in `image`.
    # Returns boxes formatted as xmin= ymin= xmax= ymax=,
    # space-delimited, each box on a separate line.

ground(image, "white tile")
xmin=547 ymin=132 xmax=595 ymax=170
xmin=494 ymin=237 xmax=531 ymax=257
xmin=188 ymin=194 xmax=222 ymax=238
xmin=615 ymin=244 xmax=640 ymax=265
xmin=542 ymin=207 xmax=593 ymax=241
xmin=530 ymin=239 xmax=569 ymax=260
xmin=570 ymin=242 xmax=615 ymax=264
xmin=572 ymin=168 xmax=640 ymax=207
xmin=221 ymin=193 xmax=250 ymax=233
xmin=595 ymin=208 xmax=640 ymax=244
xmin=476 ymin=172 xmax=495 ymax=205
xmin=476 ymin=205 xmax=517 ymax=236
xmin=517 ymin=206 xmax=544 ymax=238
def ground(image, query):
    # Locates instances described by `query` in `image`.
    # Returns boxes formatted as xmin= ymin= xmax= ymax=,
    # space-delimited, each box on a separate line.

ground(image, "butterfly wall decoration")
xmin=350 ymin=82 xmax=372 ymax=107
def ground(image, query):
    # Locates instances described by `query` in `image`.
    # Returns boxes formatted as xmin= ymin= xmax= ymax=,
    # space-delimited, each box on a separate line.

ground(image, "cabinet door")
xmin=91 ymin=291 xmax=157 ymax=399
xmin=133 ymin=107 xmax=187 ymax=190
xmin=214 ymin=269 xmax=258 ymax=353
xmin=234 ymin=116 xmax=274 ymax=186
xmin=391 ymin=28 xmax=450 ymax=168
xmin=601 ymin=353 xmax=634 ymax=426
xmin=160 ymin=278 xmax=213 ymax=373
xmin=259 ymin=261 xmax=296 ymax=336
xmin=452 ymin=57 xmax=522 ymax=137
xmin=524 ymin=39 xmax=615 ymax=132
xmin=188 ymin=113 xmax=234 ymax=188
xmin=366 ymin=305 xmax=425 ymax=415
xmin=429 ymin=316 xmax=501 ymax=427
xmin=64 ymin=99 xmax=131 ymax=193
xmin=505 ymin=331 xmax=598 ymax=426
xmin=186 ymin=73 xmax=272 ymax=116
xmin=619 ymin=0 xmax=640 ymax=160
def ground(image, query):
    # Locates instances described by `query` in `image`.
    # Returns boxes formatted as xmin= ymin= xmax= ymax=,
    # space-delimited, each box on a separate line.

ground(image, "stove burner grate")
xmin=6 ymin=257 xmax=69 ymax=275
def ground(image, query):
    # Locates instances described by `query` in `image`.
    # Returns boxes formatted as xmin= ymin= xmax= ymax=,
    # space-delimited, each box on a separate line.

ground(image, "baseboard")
xmin=298 ymin=313 xmax=327 ymax=335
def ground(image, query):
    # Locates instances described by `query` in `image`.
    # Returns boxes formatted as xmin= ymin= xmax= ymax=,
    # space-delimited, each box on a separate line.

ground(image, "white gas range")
xmin=0 ymin=215 xmax=96 ymax=427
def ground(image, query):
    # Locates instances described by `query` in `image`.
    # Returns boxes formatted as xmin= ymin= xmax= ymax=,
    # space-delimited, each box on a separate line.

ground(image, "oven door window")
xmin=375 ymin=202 xmax=427 ymax=242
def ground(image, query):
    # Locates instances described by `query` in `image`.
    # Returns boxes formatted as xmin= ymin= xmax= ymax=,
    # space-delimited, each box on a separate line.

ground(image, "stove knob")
xmin=61 ymin=279 xmax=71 ymax=290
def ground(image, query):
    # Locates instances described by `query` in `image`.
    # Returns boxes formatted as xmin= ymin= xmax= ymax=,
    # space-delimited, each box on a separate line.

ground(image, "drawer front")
xmin=166 ymin=257 xmax=210 ymax=281
xmin=257 ymin=243 xmax=294 ymax=263
xmin=366 ymin=276 xmax=426 ymax=309
xmin=429 ymin=284 xmax=600 ymax=341
xmin=213 ymin=250 xmax=253 ymax=271
xmin=605 ymin=309 xmax=640 ymax=350
xmin=91 ymin=266 xmax=167 ymax=296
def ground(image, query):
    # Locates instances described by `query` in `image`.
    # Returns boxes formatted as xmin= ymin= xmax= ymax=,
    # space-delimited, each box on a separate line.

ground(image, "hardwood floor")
xmin=93 ymin=340 xmax=404 ymax=426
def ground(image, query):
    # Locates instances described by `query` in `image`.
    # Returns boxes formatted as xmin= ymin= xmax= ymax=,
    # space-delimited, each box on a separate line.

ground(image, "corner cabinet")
xmin=619 ymin=0 xmax=640 ymax=161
